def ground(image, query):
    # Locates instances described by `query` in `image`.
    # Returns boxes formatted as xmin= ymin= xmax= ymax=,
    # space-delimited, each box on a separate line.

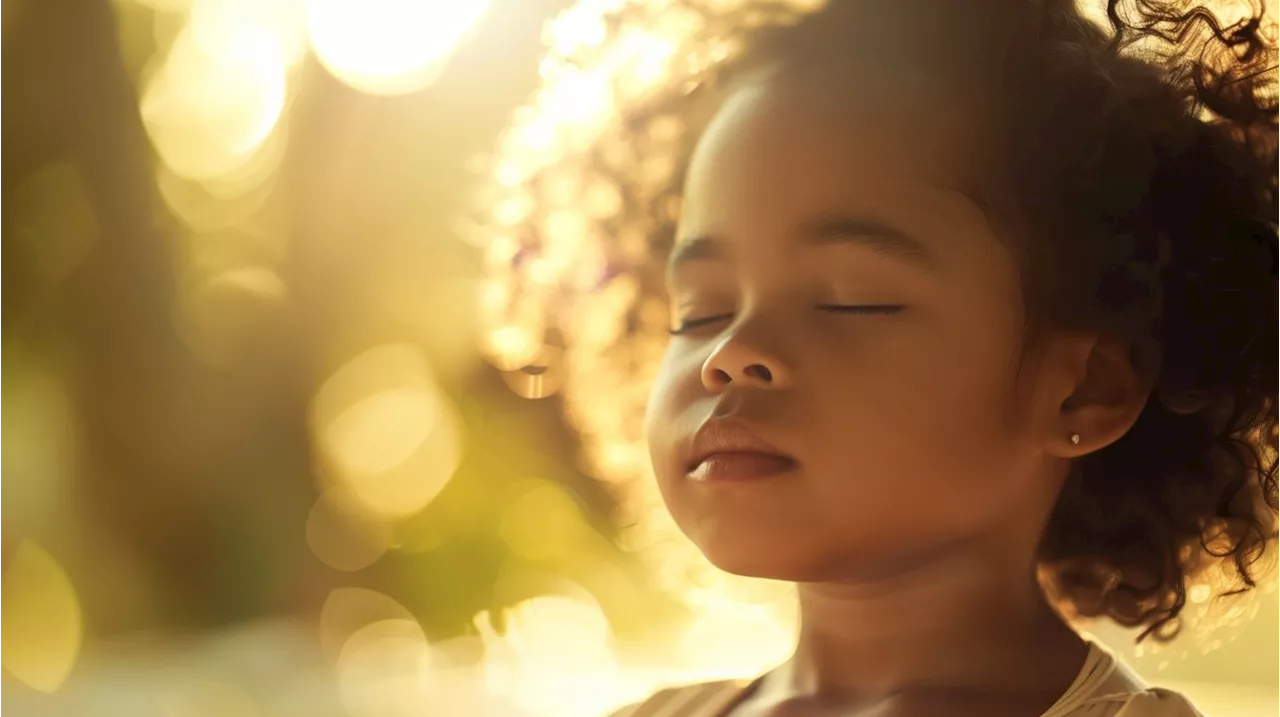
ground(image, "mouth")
xmin=686 ymin=420 xmax=798 ymax=483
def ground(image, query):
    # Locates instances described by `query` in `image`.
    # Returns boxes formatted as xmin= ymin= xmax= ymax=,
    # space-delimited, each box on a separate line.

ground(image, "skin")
xmin=643 ymin=70 xmax=1151 ymax=716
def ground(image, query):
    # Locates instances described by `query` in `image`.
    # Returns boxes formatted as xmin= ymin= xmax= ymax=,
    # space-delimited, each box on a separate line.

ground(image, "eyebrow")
xmin=799 ymin=216 xmax=937 ymax=270
xmin=667 ymin=215 xmax=937 ymax=275
xmin=666 ymin=235 xmax=722 ymax=275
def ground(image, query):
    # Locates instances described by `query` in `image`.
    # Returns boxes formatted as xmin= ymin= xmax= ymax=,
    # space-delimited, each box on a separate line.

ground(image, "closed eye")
xmin=817 ymin=304 xmax=906 ymax=315
xmin=669 ymin=313 xmax=734 ymax=335
xmin=671 ymin=306 xmax=902 ymax=334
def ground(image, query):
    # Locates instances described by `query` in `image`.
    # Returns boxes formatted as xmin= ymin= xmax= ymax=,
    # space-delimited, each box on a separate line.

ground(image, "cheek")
xmin=905 ymin=331 xmax=1020 ymax=453
xmin=805 ymin=317 xmax=1031 ymax=530
xmin=644 ymin=347 xmax=700 ymax=476
xmin=644 ymin=348 xmax=716 ymax=545
xmin=644 ymin=361 xmax=674 ymax=464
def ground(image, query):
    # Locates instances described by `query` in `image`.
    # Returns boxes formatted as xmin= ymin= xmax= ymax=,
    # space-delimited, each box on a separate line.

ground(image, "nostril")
xmin=711 ymin=368 xmax=733 ymax=385
xmin=744 ymin=364 xmax=772 ymax=382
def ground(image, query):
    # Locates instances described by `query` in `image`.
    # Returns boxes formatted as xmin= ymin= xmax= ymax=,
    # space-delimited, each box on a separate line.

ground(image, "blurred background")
xmin=1 ymin=0 xmax=1276 ymax=716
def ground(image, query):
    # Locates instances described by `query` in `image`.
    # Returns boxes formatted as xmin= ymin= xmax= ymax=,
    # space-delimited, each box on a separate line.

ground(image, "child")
xmin=585 ymin=0 xmax=1279 ymax=715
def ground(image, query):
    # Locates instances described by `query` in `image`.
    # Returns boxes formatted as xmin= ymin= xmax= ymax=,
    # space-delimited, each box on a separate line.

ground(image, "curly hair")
xmin=479 ymin=0 xmax=1278 ymax=639
xmin=999 ymin=0 xmax=1279 ymax=641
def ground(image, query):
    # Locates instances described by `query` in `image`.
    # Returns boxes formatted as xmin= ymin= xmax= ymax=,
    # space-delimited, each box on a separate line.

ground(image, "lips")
xmin=686 ymin=419 xmax=797 ymax=482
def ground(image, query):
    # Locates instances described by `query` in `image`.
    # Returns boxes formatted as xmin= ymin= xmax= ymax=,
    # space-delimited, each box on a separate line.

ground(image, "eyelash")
xmin=668 ymin=305 xmax=905 ymax=335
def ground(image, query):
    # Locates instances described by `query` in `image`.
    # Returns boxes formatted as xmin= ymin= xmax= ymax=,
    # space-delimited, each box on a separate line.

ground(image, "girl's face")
xmin=645 ymin=75 xmax=1071 ymax=581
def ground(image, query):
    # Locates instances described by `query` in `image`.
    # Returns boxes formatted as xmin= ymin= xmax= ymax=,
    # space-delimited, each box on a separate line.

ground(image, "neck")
xmin=769 ymin=537 xmax=1085 ymax=703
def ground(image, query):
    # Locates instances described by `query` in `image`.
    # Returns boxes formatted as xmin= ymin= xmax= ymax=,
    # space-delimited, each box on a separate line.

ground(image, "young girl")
xmin=492 ymin=0 xmax=1277 ymax=715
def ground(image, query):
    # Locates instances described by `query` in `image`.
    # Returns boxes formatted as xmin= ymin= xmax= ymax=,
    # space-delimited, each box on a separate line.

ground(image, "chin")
xmin=695 ymin=537 xmax=847 ymax=583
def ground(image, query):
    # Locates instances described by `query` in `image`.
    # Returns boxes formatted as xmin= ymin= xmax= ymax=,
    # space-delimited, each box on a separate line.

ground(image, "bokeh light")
xmin=305 ymin=489 xmax=394 ymax=572
xmin=2 ymin=358 xmax=79 ymax=542
xmin=481 ymin=323 xmax=545 ymax=373
xmin=1 ymin=541 xmax=83 ymax=693
xmin=311 ymin=344 xmax=465 ymax=520
xmin=498 ymin=349 xmax=566 ymax=399
xmin=173 ymin=264 xmax=290 ymax=367
xmin=189 ymin=0 xmax=310 ymax=69
xmin=498 ymin=479 xmax=585 ymax=560
xmin=477 ymin=593 xmax=622 ymax=717
xmin=156 ymin=161 xmax=281 ymax=233
xmin=141 ymin=23 xmax=287 ymax=182
xmin=335 ymin=618 xmax=431 ymax=717
xmin=319 ymin=587 xmax=417 ymax=663
xmin=377 ymin=277 xmax=483 ymax=383
xmin=306 ymin=0 xmax=489 ymax=96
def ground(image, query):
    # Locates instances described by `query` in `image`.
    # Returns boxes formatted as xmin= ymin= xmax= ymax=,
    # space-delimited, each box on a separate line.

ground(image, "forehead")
xmin=682 ymin=73 xmax=991 ymax=226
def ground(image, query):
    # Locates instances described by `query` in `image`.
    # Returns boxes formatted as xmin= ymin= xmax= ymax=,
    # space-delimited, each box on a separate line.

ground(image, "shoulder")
xmin=1054 ymin=644 xmax=1207 ymax=717
xmin=1095 ymin=652 xmax=1206 ymax=716
xmin=606 ymin=679 xmax=751 ymax=717
xmin=1108 ymin=688 xmax=1206 ymax=717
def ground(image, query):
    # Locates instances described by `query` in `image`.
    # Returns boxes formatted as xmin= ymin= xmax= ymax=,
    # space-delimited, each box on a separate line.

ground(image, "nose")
xmin=700 ymin=325 xmax=792 ymax=391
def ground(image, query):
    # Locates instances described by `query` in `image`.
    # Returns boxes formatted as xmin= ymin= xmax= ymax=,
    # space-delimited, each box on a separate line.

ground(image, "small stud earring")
xmin=1070 ymin=433 xmax=1081 ymax=445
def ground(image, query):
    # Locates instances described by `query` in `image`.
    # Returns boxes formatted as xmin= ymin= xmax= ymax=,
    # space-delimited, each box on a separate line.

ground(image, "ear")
xmin=1042 ymin=333 xmax=1153 ymax=458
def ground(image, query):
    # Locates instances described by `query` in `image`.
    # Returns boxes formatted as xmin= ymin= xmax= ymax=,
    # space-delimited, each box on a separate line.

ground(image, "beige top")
xmin=611 ymin=643 xmax=1205 ymax=717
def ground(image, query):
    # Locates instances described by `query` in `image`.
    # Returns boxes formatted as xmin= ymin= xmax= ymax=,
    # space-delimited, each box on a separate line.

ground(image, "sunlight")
xmin=307 ymin=0 xmax=488 ymax=95
xmin=190 ymin=0 xmax=310 ymax=68
xmin=675 ymin=602 xmax=794 ymax=682
xmin=478 ymin=593 xmax=622 ymax=717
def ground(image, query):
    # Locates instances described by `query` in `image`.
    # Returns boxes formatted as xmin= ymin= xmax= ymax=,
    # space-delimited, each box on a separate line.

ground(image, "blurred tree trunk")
xmin=2 ymin=0 xmax=317 ymax=634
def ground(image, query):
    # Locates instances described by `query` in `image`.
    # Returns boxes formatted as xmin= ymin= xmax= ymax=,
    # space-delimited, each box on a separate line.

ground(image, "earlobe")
xmin=1052 ymin=334 xmax=1153 ymax=458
